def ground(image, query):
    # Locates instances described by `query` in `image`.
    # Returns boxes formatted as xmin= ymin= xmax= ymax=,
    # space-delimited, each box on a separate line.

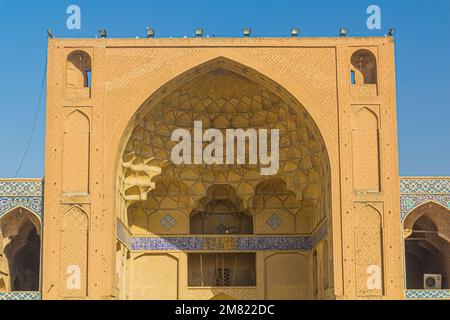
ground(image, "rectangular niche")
xmin=62 ymin=108 xmax=91 ymax=196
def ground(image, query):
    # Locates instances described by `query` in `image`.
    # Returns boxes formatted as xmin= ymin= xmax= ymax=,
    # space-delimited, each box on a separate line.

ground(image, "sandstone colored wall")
xmin=42 ymin=37 xmax=403 ymax=300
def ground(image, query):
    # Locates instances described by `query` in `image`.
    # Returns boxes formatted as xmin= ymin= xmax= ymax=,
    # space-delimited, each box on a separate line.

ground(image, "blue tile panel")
xmin=0 ymin=181 xmax=43 ymax=197
xmin=400 ymin=194 xmax=450 ymax=221
xmin=400 ymin=179 xmax=450 ymax=194
xmin=131 ymin=236 xmax=313 ymax=251
xmin=0 ymin=180 xmax=44 ymax=219
xmin=405 ymin=290 xmax=450 ymax=300
xmin=129 ymin=220 xmax=328 ymax=251
xmin=0 ymin=292 xmax=41 ymax=300
xmin=400 ymin=178 xmax=450 ymax=221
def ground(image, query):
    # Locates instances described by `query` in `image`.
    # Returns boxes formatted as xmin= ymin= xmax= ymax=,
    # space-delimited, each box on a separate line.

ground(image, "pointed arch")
xmin=403 ymin=201 xmax=450 ymax=228
xmin=357 ymin=204 xmax=383 ymax=228
xmin=403 ymin=201 xmax=450 ymax=290
xmin=0 ymin=207 xmax=41 ymax=292
xmin=112 ymin=55 xmax=332 ymax=186
xmin=355 ymin=107 xmax=379 ymax=130
xmin=0 ymin=206 xmax=42 ymax=234
xmin=113 ymin=55 xmax=335 ymax=300
xmin=351 ymin=49 xmax=378 ymax=85
xmin=190 ymin=184 xmax=253 ymax=235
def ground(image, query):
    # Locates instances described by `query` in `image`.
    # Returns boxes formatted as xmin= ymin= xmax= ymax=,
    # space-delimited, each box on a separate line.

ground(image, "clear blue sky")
xmin=0 ymin=0 xmax=449 ymax=178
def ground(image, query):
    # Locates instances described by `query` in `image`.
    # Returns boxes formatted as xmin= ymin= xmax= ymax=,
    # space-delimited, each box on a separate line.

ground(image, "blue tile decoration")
xmin=0 ymin=180 xmax=44 ymax=220
xmin=400 ymin=179 xmax=450 ymax=194
xmin=0 ymin=292 xmax=41 ymax=301
xmin=130 ymin=217 xmax=328 ymax=251
xmin=266 ymin=213 xmax=283 ymax=231
xmin=400 ymin=178 xmax=450 ymax=221
xmin=132 ymin=237 xmax=203 ymax=251
xmin=236 ymin=236 xmax=313 ymax=251
xmin=202 ymin=237 xmax=237 ymax=250
xmin=0 ymin=180 xmax=43 ymax=196
xmin=160 ymin=214 xmax=177 ymax=231
xmin=131 ymin=233 xmax=330 ymax=251
xmin=405 ymin=290 xmax=450 ymax=300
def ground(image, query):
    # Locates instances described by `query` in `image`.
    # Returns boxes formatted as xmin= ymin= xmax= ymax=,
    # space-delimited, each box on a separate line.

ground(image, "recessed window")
xmin=350 ymin=49 xmax=377 ymax=85
xmin=188 ymin=253 xmax=256 ymax=287
xmin=66 ymin=51 xmax=92 ymax=89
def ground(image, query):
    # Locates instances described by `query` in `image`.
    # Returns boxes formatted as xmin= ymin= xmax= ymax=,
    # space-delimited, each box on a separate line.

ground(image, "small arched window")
xmin=66 ymin=51 xmax=92 ymax=90
xmin=350 ymin=49 xmax=377 ymax=85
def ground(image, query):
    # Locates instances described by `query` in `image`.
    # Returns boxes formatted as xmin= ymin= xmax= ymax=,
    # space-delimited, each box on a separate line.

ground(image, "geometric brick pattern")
xmin=355 ymin=205 xmax=383 ymax=297
xmin=60 ymin=207 xmax=89 ymax=298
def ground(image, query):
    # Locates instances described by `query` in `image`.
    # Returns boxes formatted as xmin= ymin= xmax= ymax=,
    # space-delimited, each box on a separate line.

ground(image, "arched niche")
xmin=0 ymin=207 xmax=41 ymax=292
xmin=250 ymin=178 xmax=312 ymax=234
xmin=403 ymin=202 xmax=450 ymax=290
xmin=66 ymin=50 xmax=92 ymax=89
xmin=117 ymin=60 xmax=333 ymax=226
xmin=350 ymin=49 xmax=378 ymax=85
xmin=190 ymin=185 xmax=253 ymax=235
xmin=114 ymin=57 xmax=334 ymax=300
xmin=354 ymin=204 xmax=384 ymax=296
xmin=114 ymin=57 xmax=332 ymax=214
xmin=59 ymin=206 xmax=89 ymax=298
